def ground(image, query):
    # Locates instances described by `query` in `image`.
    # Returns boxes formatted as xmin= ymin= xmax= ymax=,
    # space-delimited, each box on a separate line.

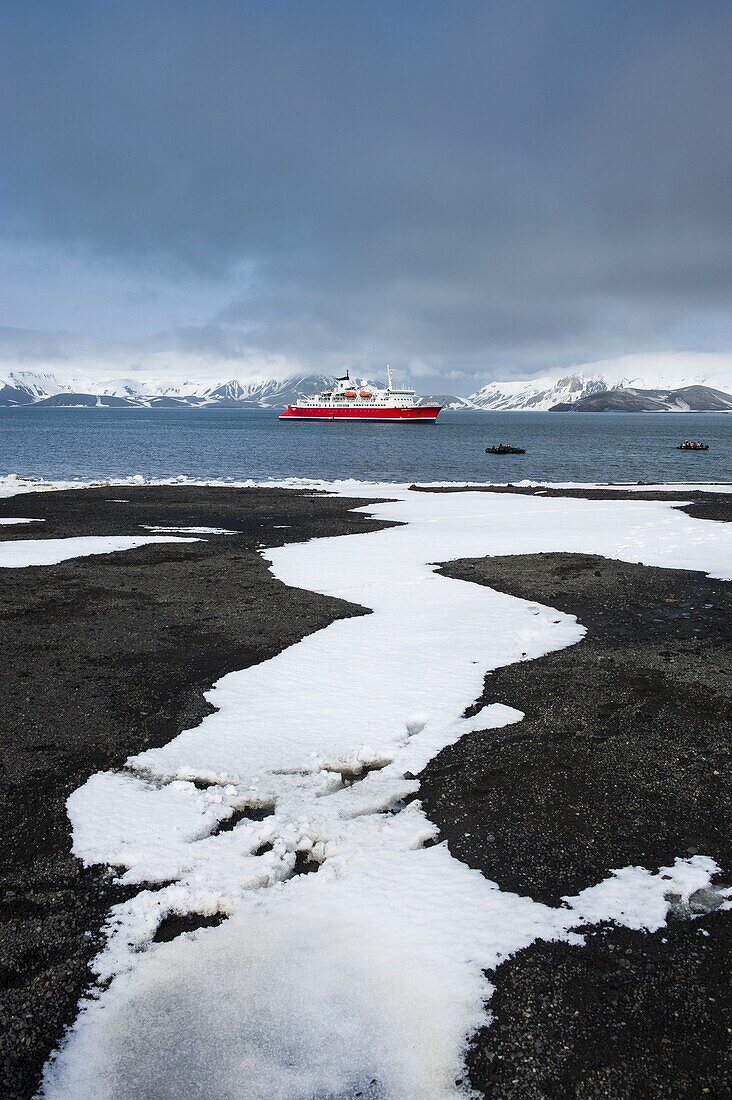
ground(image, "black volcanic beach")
xmin=0 ymin=483 xmax=730 ymax=1100
xmin=422 ymin=545 xmax=732 ymax=1098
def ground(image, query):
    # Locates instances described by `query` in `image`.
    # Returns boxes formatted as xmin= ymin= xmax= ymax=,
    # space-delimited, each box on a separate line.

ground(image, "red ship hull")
xmin=279 ymin=404 xmax=442 ymax=422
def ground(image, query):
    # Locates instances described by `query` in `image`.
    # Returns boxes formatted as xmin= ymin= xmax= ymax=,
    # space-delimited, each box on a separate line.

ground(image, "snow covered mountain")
xmin=0 ymin=370 xmax=74 ymax=405
xmin=2 ymin=366 xmax=730 ymax=411
xmin=420 ymin=393 xmax=477 ymax=411
xmin=0 ymin=371 xmax=387 ymax=409
xmin=550 ymin=384 xmax=732 ymax=413
xmin=468 ymin=373 xmax=608 ymax=411
xmin=201 ymin=375 xmax=344 ymax=407
xmin=468 ymin=364 xmax=732 ymax=411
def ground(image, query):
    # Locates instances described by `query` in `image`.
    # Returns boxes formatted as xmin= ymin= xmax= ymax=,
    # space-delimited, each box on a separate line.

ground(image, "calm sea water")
xmin=1 ymin=407 xmax=730 ymax=485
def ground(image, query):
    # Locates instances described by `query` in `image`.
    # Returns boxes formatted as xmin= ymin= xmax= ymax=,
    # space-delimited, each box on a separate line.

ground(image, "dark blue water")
xmin=1 ymin=407 xmax=730 ymax=484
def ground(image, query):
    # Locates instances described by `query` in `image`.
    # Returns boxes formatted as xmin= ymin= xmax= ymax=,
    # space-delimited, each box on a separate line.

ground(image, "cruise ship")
xmin=279 ymin=367 xmax=442 ymax=422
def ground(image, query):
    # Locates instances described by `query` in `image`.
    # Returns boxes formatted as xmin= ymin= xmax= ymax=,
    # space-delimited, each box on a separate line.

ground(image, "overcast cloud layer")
xmin=1 ymin=0 xmax=731 ymax=390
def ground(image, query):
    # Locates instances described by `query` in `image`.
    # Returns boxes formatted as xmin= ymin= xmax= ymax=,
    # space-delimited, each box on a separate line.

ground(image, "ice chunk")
xmin=405 ymin=712 xmax=429 ymax=735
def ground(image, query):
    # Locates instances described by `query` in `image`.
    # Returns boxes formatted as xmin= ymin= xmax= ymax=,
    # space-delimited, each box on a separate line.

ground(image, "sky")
xmin=1 ymin=0 xmax=732 ymax=393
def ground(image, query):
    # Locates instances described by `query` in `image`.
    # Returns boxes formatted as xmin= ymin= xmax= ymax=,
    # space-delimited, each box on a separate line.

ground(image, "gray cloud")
xmin=0 ymin=324 xmax=75 ymax=362
xmin=1 ymin=0 xmax=731 ymax=382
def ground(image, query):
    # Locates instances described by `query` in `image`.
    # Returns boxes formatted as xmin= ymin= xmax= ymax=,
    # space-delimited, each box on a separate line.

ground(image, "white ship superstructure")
xmin=279 ymin=367 xmax=442 ymax=422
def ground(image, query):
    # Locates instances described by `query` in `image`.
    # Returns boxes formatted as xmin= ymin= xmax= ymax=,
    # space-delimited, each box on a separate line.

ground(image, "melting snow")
xmin=141 ymin=524 xmax=239 ymax=534
xmin=0 ymin=535 xmax=200 ymax=569
xmin=42 ymin=486 xmax=732 ymax=1100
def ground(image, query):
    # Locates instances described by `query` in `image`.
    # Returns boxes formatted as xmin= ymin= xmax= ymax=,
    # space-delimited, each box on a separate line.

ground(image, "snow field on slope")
xmin=44 ymin=488 xmax=732 ymax=1100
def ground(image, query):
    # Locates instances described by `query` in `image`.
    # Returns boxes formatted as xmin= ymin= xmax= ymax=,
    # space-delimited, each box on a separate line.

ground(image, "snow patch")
xmin=0 ymin=535 xmax=199 ymax=569
xmin=564 ymin=856 xmax=731 ymax=932
xmin=141 ymin=524 xmax=238 ymax=534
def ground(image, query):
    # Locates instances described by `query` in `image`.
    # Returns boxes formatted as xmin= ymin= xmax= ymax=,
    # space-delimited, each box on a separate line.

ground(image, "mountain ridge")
xmin=0 ymin=371 xmax=473 ymax=410
xmin=1 ymin=369 xmax=731 ymax=412
xmin=550 ymin=384 xmax=732 ymax=414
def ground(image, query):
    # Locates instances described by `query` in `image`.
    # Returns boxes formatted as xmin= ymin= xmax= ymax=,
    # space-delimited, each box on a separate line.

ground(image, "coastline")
xmin=0 ymin=480 xmax=729 ymax=1098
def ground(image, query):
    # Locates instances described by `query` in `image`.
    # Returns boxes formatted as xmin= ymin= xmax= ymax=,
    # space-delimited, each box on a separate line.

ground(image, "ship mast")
xmin=386 ymin=363 xmax=393 ymax=391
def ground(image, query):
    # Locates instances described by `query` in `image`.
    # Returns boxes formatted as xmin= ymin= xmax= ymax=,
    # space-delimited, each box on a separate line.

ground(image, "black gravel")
xmin=466 ymin=915 xmax=732 ymax=1100
xmin=420 ymin=549 xmax=732 ymax=1098
xmin=0 ymin=485 xmax=391 ymax=1100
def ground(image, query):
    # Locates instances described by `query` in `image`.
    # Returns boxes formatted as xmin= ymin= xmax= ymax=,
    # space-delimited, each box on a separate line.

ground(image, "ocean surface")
xmin=1 ymin=407 xmax=730 ymax=485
